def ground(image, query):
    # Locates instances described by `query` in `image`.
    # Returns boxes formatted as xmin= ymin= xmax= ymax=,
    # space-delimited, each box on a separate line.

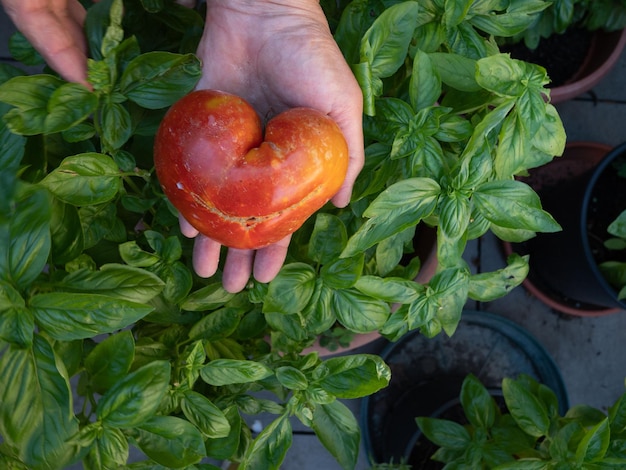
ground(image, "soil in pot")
xmin=505 ymin=142 xmax=626 ymax=315
xmin=501 ymin=28 xmax=593 ymax=88
xmin=361 ymin=311 xmax=567 ymax=467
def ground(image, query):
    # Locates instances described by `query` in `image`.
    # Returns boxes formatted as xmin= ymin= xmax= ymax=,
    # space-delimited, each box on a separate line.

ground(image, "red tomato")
xmin=154 ymin=89 xmax=349 ymax=249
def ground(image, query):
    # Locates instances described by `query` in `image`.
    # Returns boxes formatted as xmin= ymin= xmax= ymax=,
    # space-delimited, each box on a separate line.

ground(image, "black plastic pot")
xmin=361 ymin=310 xmax=567 ymax=467
xmin=526 ymin=142 xmax=626 ymax=311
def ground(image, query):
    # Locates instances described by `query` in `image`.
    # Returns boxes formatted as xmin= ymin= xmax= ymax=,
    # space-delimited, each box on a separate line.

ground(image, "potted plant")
xmin=0 ymin=0 xmax=566 ymax=468
xmin=505 ymin=142 xmax=626 ymax=315
xmin=498 ymin=0 xmax=626 ymax=103
xmin=416 ymin=373 xmax=626 ymax=468
xmin=360 ymin=310 xmax=568 ymax=467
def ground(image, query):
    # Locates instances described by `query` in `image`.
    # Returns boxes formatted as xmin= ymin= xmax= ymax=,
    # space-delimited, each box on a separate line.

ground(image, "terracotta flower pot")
xmin=504 ymin=142 xmax=626 ymax=316
xmin=550 ymin=28 xmax=626 ymax=103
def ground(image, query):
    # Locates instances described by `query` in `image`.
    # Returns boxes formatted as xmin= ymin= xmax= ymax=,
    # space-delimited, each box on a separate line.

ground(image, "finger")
xmin=222 ymin=248 xmax=254 ymax=293
xmin=330 ymin=93 xmax=364 ymax=208
xmin=253 ymin=235 xmax=291 ymax=283
xmin=192 ymin=235 xmax=221 ymax=278
xmin=6 ymin=1 xmax=89 ymax=85
xmin=179 ymin=214 xmax=199 ymax=237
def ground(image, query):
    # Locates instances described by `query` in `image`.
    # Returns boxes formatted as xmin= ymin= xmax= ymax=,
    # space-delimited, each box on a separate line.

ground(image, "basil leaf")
xmin=262 ymin=263 xmax=316 ymax=315
xmin=360 ymin=2 xmax=419 ymax=79
xmin=84 ymin=330 xmax=135 ymax=394
xmin=46 ymin=83 xmax=98 ymax=134
xmin=429 ymin=52 xmax=481 ymax=92
xmin=575 ymin=418 xmax=610 ymax=463
xmin=133 ymin=415 xmax=206 ymax=467
xmin=49 ymin=198 xmax=84 ymax=265
xmin=469 ymin=253 xmax=529 ymax=302
xmin=308 ymin=213 xmax=348 ymax=264
xmin=355 ymin=275 xmax=423 ymax=304
xmin=181 ymin=282 xmax=235 ymax=311
xmin=119 ymin=52 xmax=202 ymax=109
xmin=0 ymin=184 xmax=51 ymax=289
xmin=239 ymin=414 xmax=292 ymax=470
xmin=30 ymin=292 xmax=153 ymax=341
xmin=181 ymin=390 xmax=230 ymax=438
xmin=311 ymin=400 xmax=360 ymax=470
xmin=100 ymin=101 xmax=132 ymax=151
xmin=316 ymin=354 xmax=391 ymax=399
xmin=410 ymin=49 xmax=441 ymax=111
xmin=275 ymin=366 xmax=308 ymax=391
xmin=416 ymin=416 xmax=471 ymax=450
xmin=0 ymin=74 xmax=63 ymax=135
xmin=0 ymin=105 xmax=25 ymax=217
xmin=39 ymin=153 xmax=122 ymax=206
xmin=321 ymin=254 xmax=364 ymax=290
xmin=333 ymin=288 xmax=388 ymax=333
xmin=460 ymin=374 xmax=496 ymax=430
xmin=342 ymin=177 xmax=440 ymax=257
xmin=473 ymin=180 xmax=561 ymax=233
xmin=200 ymin=359 xmax=273 ymax=386
xmin=85 ymin=425 xmax=129 ymax=469
xmin=502 ymin=377 xmax=550 ymax=438
xmin=96 ymin=360 xmax=171 ymax=428
xmin=204 ymin=406 xmax=242 ymax=461
xmin=0 ymin=335 xmax=79 ymax=468
xmin=8 ymin=31 xmax=44 ymax=66
xmin=0 ymin=281 xmax=33 ymax=347
xmin=59 ymin=264 xmax=164 ymax=304
xmin=188 ymin=307 xmax=243 ymax=341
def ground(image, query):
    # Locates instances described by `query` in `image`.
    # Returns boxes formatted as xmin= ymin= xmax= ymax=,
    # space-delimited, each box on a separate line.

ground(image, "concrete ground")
xmin=2 ymin=10 xmax=625 ymax=469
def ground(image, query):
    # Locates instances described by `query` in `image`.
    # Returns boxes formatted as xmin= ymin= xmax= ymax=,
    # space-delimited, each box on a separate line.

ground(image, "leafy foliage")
xmin=417 ymin=374 xmax=626 ymax=469
xmin=0 ymin=0 xmax=568 ymax=468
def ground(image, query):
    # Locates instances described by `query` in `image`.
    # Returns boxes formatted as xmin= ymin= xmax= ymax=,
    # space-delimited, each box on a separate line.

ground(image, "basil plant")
xmin=0 ymin=0 xmax=566 ymax=468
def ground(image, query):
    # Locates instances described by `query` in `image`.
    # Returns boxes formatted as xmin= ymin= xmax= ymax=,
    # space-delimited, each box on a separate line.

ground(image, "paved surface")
xmin=2 ymin=11 xmax=626 ymax=469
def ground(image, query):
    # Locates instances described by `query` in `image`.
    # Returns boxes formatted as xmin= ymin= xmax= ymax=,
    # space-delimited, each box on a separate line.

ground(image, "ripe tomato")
xmin=154 ymin=89 xmax=349 ymax=249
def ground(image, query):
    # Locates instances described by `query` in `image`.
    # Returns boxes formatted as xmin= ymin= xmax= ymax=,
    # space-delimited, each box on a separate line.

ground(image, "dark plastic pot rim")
xmin=580 ymin=142 xmax=626 ymax=311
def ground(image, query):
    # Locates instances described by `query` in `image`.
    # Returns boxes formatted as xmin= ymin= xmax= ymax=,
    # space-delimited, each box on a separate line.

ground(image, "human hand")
xmin=184 ymin=0 xmax=365 ymax=293
xmin=0 ymin=0 xmax=89 ymax=85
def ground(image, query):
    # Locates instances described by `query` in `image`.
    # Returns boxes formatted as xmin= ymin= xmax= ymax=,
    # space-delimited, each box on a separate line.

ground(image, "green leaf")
xmin=85 ymin=425 xmax=129 ymax=469
xmin=316 ymin=354 xmax=391 ymax=399
xmin=355 ymin=275 xmax=423 ymax=304
xmin=84 ymin=330 xmax=135 ymax=393
xmin=502 ymin=377 xmax=550 ymax=438
xmin=200 ymin=359 xmax=273 ymax=386
xmin=96 ymin=360 xmax=171 ymax=428
xmin=311 ymin=400 xmax=360 ymax=470
xmin=460 ymin=374 xmax=496 ymax=429
xmin=263 ymin=263 xmax=317 ymax=314
xmin=0 ymin=74 xmax=63 ymax=135
xmin=119 ymin=52 xmax=202 ymax=109
xmin=429 ymin=52 xmax=481 ymax=92
xmin=133 ymin=415 xmax=206 ymax=468
xmin=0 ymin=281 xmax=33 ymax=347
xmin=575 ymin=418 xmax=610 ymax=463
xmin=321 ymin=254 xmax=364 ymax=289
xmin=49 ymin=198 xmax=84 ymax=265
xmin=39 ymin=153 xmax=122 ymax=206
xmin=0 ymin=184 xmax=51 ymax=289
xmin=333 ymin=288 xmax=389 ymax=333
xmin=0 ymin=104 xmax=25 ymax=218
xmin=416 ymin=416 xmax=471 ymax=450
xmin=8 ymin=31 xmax=44 ymax=66
xmin=473 ymin=180 xmax=561 ymax=233
xmin=342 ymin=177 xmax=440 ymax=257
xmin=45 ymin=83 xmax=98 ymax=134
xmin=239 ymin=414 xmax=292 ymax=470
xmin=204 ymin=405 xmax=242 ymax=461
xmin=59 ymin=264 xmax=164 ymax=303
xmin=182 ymin=283 xmax=235 ymax=311
xmin=308 ymin=213 xmax=348 ymax=264
xmin=100 ymin=101 xmax=132 ymax=151
xmin=0 ymin=335 xmax=79 ymax=469
xmin=188 ymin=307 xmax=242 ymax=341
xmin=31 ymin=292 xmax=153 ymax=341
xmin=276 ymin=366 xmax=309 ymax=391
xmin=181 ymin=390 xmax=230 ymax=438
xmin=410 ymin=49 xmax=441 ymax=111
xmin=469 ymin=253 xmax=529 ymax=302
xmin=360 ymin=1 xmax=420 ymax=78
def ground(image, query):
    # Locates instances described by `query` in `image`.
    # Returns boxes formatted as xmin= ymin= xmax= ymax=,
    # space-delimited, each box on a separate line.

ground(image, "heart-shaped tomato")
xmin=154 ymin=89 xmax=349 ymax=249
